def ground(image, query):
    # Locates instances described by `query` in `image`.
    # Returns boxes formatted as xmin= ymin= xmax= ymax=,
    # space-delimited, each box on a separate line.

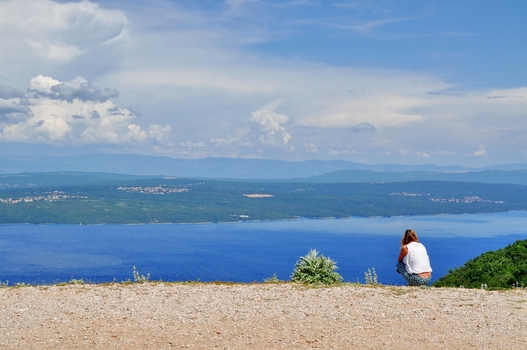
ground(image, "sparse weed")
xmin=0 ymin=280 xmax=8 ymax=288
xmin=69 ymin=279 xmax=85 ymax=285
xmin=513 ymin=281 xmax=525 ymax=289
xmin=291 ymin=249 xmax=343 ymax=285
xmin=184 ymin=278 xmax=202 ymax=284
xmin=364 ymin=267 xmax=379 ymax=285
xmin=264 ymin=273 xmax=281 ymax=283
xmin=132 ymin=266 xmax=150 ymax=283
xmin=14 ymin=282 xmax=30 ymax=288
xmin=388 ymin=286 xmax=412 ymax=296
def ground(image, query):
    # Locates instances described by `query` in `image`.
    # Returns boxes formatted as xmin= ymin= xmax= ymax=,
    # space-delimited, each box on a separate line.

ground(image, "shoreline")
xmin=0 ymin=209 xmax=524 ymax=226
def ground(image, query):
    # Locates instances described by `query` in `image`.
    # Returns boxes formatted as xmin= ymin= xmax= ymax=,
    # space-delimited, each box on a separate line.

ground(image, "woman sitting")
xmin=396 ymin=229 xmax=432 ymax=286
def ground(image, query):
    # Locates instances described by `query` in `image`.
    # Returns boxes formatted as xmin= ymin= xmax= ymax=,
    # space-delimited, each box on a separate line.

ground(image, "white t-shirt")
xmin=403 ymin=242 xmax=432 ymax=274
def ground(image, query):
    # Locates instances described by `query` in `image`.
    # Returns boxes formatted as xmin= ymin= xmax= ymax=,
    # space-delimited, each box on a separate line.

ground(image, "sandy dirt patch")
xmin=1 ymin=283 xmax=526 ymax=349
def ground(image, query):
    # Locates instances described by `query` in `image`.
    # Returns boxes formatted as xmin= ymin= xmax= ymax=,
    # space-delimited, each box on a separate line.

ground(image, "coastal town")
xmin=117 ymin=186 xmax=190 ymax=194
xmin=390 ymin=192 xmax=505 ymax=204
xmin=0 ymin=191 xmax=88 ymax=204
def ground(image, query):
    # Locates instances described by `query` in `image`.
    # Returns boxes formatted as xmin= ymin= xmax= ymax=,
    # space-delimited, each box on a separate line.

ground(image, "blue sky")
xmin=0 ymin=0 xmax=526 ymax=166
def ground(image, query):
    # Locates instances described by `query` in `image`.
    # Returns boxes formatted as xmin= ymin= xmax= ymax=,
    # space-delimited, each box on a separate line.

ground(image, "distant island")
xmin=1 ymin=172 xmax=526 ymax=224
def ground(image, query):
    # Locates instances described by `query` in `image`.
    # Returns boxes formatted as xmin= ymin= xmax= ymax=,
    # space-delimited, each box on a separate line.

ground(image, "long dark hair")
xmin=401 ymin=229 xmax=419 ymax=246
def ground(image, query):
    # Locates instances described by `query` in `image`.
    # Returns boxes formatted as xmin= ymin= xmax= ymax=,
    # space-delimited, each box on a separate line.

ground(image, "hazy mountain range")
xmin=2 ymin=154 xmax=527 ymax=180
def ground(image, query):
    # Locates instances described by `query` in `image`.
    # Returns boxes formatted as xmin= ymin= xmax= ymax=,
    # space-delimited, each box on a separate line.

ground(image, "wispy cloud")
xmin=486 ymin=95 xmax=523 ymax=99
xmin=435 ymin=32 xmax=476 ymax=37
xmin=416 ymin=151 xmax=430 ymax=158
xmin=303 ymin=142 xmax=319 ymax=153
xmin=0 ymin=0 xmax=127 ymax=63
xmin=331 ymin=1 xmax=392 ymax=14
xmin=349 ymin=122 xmax=376 ymax=132
xmin=333 ymin=17 xmax=410 ymax=35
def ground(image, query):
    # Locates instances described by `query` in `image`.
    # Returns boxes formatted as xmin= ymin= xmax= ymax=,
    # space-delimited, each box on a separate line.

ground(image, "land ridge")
xmin=2 ymin=172 xmax=527 ymax=224
xmin=1 ymin=283 xmax=526 ymax=349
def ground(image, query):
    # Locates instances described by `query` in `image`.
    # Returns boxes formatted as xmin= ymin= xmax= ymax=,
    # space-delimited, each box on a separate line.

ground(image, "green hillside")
xmin=433 ymin=239 xmax=527 ymax=289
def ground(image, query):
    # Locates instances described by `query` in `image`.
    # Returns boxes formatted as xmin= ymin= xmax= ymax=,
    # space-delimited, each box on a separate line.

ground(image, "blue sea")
xmin=0 ymin=211 xmax=526 ymax=285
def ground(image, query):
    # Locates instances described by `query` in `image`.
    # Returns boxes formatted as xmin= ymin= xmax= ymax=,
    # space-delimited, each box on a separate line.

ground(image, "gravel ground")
xmin=1 ymin=283 xmax=526 ymax=349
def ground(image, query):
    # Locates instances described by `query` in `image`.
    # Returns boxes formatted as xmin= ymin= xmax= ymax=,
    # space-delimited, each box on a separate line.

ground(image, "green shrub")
xmin=291 ymin=249 xmax=343 ymax=285
xmin=433 ymin=239 xmax=527 ymax=289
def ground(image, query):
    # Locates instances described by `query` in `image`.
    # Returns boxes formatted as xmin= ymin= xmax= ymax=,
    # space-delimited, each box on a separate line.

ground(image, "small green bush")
xmin=291 ymin=249 xmax=343 ymax=285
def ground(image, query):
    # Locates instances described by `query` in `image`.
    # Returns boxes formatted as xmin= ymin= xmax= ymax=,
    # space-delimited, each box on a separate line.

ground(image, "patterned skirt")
xmin=396 ymin=261 xmax=431 ymax=286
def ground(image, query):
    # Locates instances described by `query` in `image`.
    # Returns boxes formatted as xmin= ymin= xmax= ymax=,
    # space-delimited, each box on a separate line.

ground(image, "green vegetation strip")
xmin=434 ymin=239 xmax=527 ymax=289
xmin=1 ymin=173 xmax=526 ymax=224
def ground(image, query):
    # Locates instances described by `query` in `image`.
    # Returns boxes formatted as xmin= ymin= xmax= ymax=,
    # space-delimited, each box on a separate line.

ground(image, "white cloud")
xmin=29 ymin=75 xmax=61 ymax=93
xmin=421 ymin=88 xmax=527 ymax=128
xmin=0 ymin=99 xmax=29 ymax=124
xmin=470 ymin=145 xmax=487 ymax=157
xmin=211 ymin=135 xmax=239 ymax=148
xmin=416 ymin=151 xmax=430 ymax=158
xmin=327 ymin=146 xmax=361 ymax=156
xmin=349 ymin=122 xmax=376 ymax=132
xmin=29 ymin=75 xmax=119 ymax=102
xmin=0 ymin=0 xmax=127 ymax=63
xmin=436 ymin=149 xmax=455 ymax=156
xmin=180 ymin=141 xmax=207 ymax=148
xmin=202 ymin=106 xmax=294 ymax=155
xmin=147 ymin=124 xmax=173 ymax=146
xmin=0 ymin=1 xmax=526 ymax=166
xmin=0 ymin=0 xmax=129 ymax=89
xmin=303 ymin=142 xmax=318 ymax=153
xmin=0 ymin=75 xmax=172 ymax=148
xmin=296 ymin=72 xmax=432 ymax=129
xmin=249 ymin=108 xmax=292 ymax=148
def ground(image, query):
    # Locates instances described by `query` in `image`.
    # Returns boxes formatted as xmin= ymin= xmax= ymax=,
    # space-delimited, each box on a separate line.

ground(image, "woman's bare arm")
xmin=398 ymin=245 xmax=408 ymax=262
